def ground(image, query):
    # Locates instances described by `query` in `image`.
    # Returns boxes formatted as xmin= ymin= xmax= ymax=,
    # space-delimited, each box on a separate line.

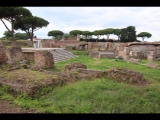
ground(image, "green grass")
xmin=1 ymin=50 xmax=160 ymax=113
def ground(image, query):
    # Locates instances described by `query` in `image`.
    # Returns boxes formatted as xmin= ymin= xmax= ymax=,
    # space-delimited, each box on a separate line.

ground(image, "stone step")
xmin=48 ymin=49 xmax=77 ymax=62
xmin=53 ymin=52 xmax=76 ymax=57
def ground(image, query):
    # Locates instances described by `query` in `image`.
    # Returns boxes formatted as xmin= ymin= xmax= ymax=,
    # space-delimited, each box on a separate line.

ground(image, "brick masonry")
xmin=0 ymin=45 xmax=8 ymax=64
xmin=6 ymin=47 xmax=24 ymax=63
xmin=34 ymin=50 xmax=54 ymax=69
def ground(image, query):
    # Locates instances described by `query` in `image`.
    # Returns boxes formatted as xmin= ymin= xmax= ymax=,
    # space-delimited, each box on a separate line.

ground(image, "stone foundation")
xmin=99 ymin=52 xmax=115 ymax=58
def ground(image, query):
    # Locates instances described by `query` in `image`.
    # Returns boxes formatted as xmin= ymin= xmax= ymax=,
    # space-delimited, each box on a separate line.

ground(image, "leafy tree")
xmin=93 ymin=30 xmax=104 ymax=42
xmin=136 ymin=32 xmax=152 ymax=41
xmin=0 ymin=7 xmax=32 ymax=41
xmin=69 ymin=30 xmax=83 ymax=36
xmin=81 ymin=30 xmax=92 ymax=39
xmin=63 ymin=33 xmax=73 ymax=40
xmin=113 ymin=28 xmax=121 ymax=40
xmin=48 ymin=30 xmax=64 ymax=40
xmin=2 ymin=31 xmax=31 ymax=40
xmin=120 ymin=26 xmax=137 ymax=42
xmin=103 ymin=28 xmax=114 ymax=39
xmin=14 ymin=16 xmax=49 ymax=42
xmin=3 ymin=31 xmax=11 ymax=38
xmin=2 ymin=31 xmax=11 ymax=40
xmin=14 ymin=32 xmax=30 ymax=40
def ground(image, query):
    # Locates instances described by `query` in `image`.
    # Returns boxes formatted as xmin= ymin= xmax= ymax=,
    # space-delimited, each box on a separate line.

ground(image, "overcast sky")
xmin=0 ymin=7 xmax=160 ymax=42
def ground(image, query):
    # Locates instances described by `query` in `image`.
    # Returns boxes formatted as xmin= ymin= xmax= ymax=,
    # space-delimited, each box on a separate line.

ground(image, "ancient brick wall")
xmin=0 ymin=45 xmax=8 ymax=64
xmin=106 ymin=68 xmax=148 ymax=84
xmin=6 ymin=46 xmax=24 ymax=63
xmin=41 ymin=40 xmax=58 ymax=48
xmin=156 ymin=46 xmax=160 ymax=58
xmin=129 ymin=45 xmax=155 ymax=53
xmin=34 ymin=50 xmax=54 ymax=69
xmin=41 ymin=39 xmax=79 ymax=48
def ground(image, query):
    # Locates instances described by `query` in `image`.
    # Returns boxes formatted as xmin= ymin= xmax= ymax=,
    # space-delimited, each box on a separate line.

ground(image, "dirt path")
xmin=0 ymin=100 xmax=41 ymax=113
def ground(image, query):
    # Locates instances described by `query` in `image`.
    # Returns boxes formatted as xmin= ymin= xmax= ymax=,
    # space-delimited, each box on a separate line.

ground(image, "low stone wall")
xmin=146 ymin=62 xmax=160 ymax=69
xmin=41 ymin=39 xmax=79 ymax=49
xmin=64 ymin=62 xmax=87 ymax=72
xmin=127 ymin=58 xmax=141 ymax=63
xmin=89 ymin=50 xmax=99 ymax=58
xmin=99 ymin=52 xmax=115 ymax=58
xmin=106 ymin=68 xmax=149 ymax=84
xmin=0 ymin=41 xmax=32 ymax=47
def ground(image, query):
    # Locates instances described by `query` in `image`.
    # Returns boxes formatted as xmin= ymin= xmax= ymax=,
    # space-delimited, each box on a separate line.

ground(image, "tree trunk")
xmin=11 ymin=18 xmax=15 ymax=42
xmin=0 ymin=19 xmax=12 ymax=40
xmin=118 ymin=35 xmax=120 ymax=40
xmin=0 ymin=19 xmax=11 ymax=33
xmin=107 ymin=35 xmax=110 ymax=39
xmin=31 ymin=29 xmax=34 ymax=47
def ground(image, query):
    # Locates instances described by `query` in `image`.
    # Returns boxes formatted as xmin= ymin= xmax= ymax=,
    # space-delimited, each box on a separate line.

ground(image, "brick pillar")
xmin=109 ymin=43 xmax=112 ymax=50
xmin=34 ymin=50 xmax=54 ymax=69
xmin=0 ymin=45 xmax=8 ymax=64
xmin=147 ymin=54 xmax=156 ymax=62
xmin=6 ymin=46 xmax=24 ymax=63
xmin=124 ymin=47 xmax=130 ymax=56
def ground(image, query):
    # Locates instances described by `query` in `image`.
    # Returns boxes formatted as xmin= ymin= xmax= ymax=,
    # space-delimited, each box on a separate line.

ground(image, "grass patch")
xmin=1 ymin=50 xmax=160 ymax=113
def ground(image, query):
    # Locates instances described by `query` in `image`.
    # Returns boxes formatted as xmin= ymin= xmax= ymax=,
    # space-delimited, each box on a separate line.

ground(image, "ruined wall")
xmin=6 ymin=47 xmax=24 ymax=63
xmin=156 ymin=46 xmax=160 ymax=58
xmin=34 ymin=50 xmax=54 ymax=69
xmin=41 ymin=40 xmax=58 ymax=48
xmin=0 ymin=45 xmax=8 ymax=64
xmin=41 ymin=39 xmax=79 ymax=48
xmin=23 ymin=52 xmax=35 ymax=61
xmin=128 ymin=45 xmax=156 ymax=59
xmin=106 ymin=68 xmax=148 ymax=84
xmin=99 ymin=52 xmax=115 ymax=58
xmin=129 ymin=45 xmax=155 ymax=51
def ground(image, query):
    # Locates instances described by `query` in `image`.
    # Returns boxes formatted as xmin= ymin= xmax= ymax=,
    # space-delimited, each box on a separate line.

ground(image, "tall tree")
xmin=113 ymin=28 xmax=121 ymax=40
xmin=137 ymin=32 xmax=152 ymax=41
xmin=63 ymin=33 xmax=73 ymax=40
xmin=14 ymin=16 xmax=49 ymax=42
xmin=69 ymin=30 xmax=83 ymax=36
xmin=14 ymin=32 xmax=31 ymax=40
xmin=120 ymin=26 xmax=137 ymax=42
xmin=81 ymin=30 xmax=92 ymax=39
xmin=48 ymin=30 xmax=64 ymax=40
xmin=103 ymin=28 xmax=114 ymax=39
xmin=93 ymin=30 xmax=104 ymax=42
xmin=0 ymin=7 xmax=32 ymax=41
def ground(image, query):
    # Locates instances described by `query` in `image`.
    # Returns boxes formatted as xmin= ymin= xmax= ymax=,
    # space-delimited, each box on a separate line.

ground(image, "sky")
xmin=0 ymin=7 xmax=160 ymax=42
